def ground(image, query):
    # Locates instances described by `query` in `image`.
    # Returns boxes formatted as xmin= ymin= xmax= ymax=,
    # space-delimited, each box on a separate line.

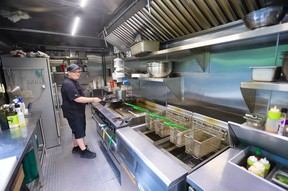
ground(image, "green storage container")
xmin=22 ymin=135 xmax=39 ymax=184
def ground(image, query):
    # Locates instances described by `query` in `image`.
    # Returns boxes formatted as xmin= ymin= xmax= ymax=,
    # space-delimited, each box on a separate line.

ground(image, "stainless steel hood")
xmin=105 ymin=0 xmax=288 ymax=52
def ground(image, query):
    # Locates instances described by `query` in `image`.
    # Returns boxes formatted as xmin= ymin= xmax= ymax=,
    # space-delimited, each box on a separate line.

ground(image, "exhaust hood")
xmin=104 ymin=0 xmax=287 ymax=53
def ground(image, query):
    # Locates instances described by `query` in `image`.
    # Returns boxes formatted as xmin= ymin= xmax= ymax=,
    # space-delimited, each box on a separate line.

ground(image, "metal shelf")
xmin=240 ymin=81 xmax=288 ymax=112
xmin=241 ymin=81 xmax=288 ymax=92
xmin=133 ymin=77 xmax=184 ymax=101
xmin=50 ymin=56 xmax=88 ymax=60
xmin=125 ymin=23 xmax=288 ymax=60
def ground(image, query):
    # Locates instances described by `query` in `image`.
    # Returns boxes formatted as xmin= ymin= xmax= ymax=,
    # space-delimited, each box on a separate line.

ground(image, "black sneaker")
xmin=72 ymin=145 xmax=88 ymax=154
xmin=80 ymin=149 xmax=96 ymax=159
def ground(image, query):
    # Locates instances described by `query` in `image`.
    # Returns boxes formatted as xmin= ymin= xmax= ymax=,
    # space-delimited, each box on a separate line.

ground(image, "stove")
xmin=91 ymin=98 xmax=167 ymax=178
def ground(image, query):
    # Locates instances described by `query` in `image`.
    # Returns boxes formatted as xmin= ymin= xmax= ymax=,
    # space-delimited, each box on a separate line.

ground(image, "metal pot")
xmin=116 ymin=89 xmax=126 ymax=100
xmin=243 ymin=6 xmax=287 ymax=30
xmin=147 ymin=61 xmax=172 ymax=78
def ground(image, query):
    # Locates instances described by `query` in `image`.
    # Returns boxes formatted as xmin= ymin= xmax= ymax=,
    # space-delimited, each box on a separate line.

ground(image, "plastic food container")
xmin=250 ymin=66 xmax=281 ymax=82
xmin=272 ymin=170 xmax=288 ymax=189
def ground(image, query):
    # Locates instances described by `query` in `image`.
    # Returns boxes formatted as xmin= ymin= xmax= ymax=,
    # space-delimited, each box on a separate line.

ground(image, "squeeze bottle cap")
xmin=281 ymin=108 xmax=288 ymax=113
xmin=255 ymin=147 xmax=262 ymax=155
xmin=267 ymin=106 xmax=281 ymax=120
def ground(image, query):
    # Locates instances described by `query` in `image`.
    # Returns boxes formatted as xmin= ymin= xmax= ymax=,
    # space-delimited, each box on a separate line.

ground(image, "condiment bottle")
xmin=247 ymin=155 xmax=258 ymax=169
xmin=260 ymin=157 xmax=270 ymax=177
xmin=265 ymin=106 xmax=281 ymax=134
xmin=248 ymin=161 xmax=265 ymax=177
xmin=278 ymin=108 xmax=287 ymax=136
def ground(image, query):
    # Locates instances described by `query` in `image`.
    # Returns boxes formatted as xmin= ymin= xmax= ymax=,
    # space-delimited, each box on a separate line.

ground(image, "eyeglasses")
xmin=70 ymin=71 xmax=81 ymax=74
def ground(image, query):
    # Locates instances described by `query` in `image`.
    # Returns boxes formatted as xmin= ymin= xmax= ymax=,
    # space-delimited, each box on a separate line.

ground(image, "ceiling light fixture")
xmin=71 ymin=16 xmax=80 ymax=36
xmin=80 ymin=0 xmax=87 ymax=7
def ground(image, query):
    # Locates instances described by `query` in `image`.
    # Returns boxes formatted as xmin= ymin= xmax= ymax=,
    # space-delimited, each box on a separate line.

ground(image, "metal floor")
xmin=29 ymin=105 xmax=121 ymax=191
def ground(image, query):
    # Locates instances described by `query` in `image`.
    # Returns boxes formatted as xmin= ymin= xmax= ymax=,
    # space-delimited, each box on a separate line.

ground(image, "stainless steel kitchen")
xmin=1 ymin=0 xmax=288 ymax=191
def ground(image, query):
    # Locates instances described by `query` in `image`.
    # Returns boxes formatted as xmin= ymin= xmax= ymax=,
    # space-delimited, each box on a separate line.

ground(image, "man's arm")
xmin=74 ymin=97 xmax=101 ymax=103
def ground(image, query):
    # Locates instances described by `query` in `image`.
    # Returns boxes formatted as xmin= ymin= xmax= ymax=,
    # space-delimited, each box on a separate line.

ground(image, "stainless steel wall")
xmin=124 ymin=32 xmax=288 ymax=123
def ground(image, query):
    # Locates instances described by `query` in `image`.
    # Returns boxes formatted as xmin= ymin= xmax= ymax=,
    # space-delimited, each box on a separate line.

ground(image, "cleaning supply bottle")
xmin=17 ymin=109 xmax=26 ymax=127
xmin=278 ymin=108 xmax=287 ymax=136
xmin=265 ymin=106 xmax=281 ymax=134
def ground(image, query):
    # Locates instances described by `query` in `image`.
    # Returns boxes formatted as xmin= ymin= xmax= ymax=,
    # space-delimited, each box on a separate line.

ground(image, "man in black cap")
xmin=61 ymin=64 xmax=101 ymax=159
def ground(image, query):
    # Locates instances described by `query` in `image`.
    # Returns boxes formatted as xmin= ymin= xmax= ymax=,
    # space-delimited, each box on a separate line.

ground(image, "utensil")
xmin=147 ymin=61 xmax=172 ymax=78
xmin=243 ymin=6 xmax=287 ymax=30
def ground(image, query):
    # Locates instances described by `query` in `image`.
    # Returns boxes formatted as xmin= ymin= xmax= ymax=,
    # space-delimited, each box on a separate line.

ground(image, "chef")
xmin=61 ymin=64 xmax=101 ymax=159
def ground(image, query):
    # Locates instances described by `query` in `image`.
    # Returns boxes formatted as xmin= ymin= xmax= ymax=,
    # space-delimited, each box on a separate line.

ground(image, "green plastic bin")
xmin=22 ymin=135 xmax=39 ymax=184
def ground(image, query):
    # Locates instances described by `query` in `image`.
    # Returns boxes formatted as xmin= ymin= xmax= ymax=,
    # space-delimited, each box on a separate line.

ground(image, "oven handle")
xmin=102 ymin=128 xmax=117 ymax=151
xmin=92 ymin=114 xmax=106 ymax=128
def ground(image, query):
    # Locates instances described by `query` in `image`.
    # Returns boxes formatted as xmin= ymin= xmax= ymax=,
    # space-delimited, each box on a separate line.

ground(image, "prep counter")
xmin=187 ymin=122 xmax=288 ymax=191
xmin=0 ymin=113 xmax=45 ymax=190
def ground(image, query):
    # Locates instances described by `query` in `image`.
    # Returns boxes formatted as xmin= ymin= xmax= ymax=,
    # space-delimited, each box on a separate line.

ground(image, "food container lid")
xmin=250 ymin=66 xmax=279 ymax=69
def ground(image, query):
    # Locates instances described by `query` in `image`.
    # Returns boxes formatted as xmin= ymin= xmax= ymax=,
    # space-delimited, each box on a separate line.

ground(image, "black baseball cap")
xmin=67 ymin=64 xmax=80 ymax=72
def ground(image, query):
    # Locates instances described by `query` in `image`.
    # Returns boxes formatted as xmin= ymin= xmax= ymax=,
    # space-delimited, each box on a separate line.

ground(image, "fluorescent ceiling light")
xmin=80 ymin=0 xmax=87 ymax=7
xmin=71 ymin=16 xmax=80 ymax=36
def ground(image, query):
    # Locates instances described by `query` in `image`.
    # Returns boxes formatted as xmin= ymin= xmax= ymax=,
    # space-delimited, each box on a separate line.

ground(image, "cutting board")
xmin=0 ymin=156 xmax=17 ymax=190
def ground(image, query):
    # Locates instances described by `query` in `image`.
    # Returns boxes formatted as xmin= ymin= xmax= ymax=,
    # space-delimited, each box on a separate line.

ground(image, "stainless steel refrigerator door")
xmin=1 ymin=57 xmax=60 ymax=148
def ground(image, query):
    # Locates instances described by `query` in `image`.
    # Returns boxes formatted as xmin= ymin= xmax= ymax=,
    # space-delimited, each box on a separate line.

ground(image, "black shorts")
xmin=67 ymin=115 xmax=86 ymax=139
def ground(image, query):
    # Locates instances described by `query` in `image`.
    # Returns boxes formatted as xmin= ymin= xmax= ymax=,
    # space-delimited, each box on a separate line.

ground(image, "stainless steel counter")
xmin=117 ymin=127 xmax=187 ymax=191
xmin=187 ymin=147 xmax=286 ymax=191
xmin=0 ymin=113 xmax=44 ymax=190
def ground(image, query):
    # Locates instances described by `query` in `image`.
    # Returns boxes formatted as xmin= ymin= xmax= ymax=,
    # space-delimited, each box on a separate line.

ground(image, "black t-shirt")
xmin=61 ymin=78 xmax=85 ymax=118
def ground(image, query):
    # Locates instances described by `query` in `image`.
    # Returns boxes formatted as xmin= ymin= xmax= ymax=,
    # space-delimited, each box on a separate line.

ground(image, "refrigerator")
xmin=1 ymin=57 xmax=60 ymax=148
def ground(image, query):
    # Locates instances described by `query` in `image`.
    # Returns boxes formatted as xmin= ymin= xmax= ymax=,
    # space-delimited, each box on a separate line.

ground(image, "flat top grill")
xmin=92 ymin=99 xmax=165 ymax=129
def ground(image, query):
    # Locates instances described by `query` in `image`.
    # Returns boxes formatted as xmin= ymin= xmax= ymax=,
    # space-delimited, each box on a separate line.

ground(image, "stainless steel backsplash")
xmin=108 ymin=33 xmax=288 ymax=123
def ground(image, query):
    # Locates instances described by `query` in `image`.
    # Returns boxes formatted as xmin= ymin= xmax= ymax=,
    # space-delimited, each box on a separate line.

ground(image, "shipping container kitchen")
xmin=1 ymin=0 xmax=288 ymax=191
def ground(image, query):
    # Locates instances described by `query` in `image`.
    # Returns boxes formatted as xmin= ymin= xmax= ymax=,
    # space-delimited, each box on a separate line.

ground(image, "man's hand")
xmin=92 ymin=97 xmax=101 ymax=103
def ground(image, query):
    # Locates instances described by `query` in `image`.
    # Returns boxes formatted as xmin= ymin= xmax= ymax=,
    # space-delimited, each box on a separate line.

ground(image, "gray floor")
xmin=29 ymin=105 xmax=121 ymax=191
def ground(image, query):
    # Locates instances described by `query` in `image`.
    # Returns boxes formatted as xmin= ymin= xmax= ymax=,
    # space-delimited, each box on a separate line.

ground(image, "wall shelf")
xmin=240 ymin=81 xmax=288 ymax=112
xmin=124 ymin=22 xmax=288 ymax=61
xmin=241 ymin=81 xmax=288 ymax=92
xmin=50 ymin=56 xmax=88 ymax=60
xmin=131 ymin=77 xmax=184 ymax=101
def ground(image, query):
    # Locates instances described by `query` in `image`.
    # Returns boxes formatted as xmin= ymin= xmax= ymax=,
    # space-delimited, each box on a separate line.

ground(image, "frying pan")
xmin=99 ymin=98 xmax=133 ymax=109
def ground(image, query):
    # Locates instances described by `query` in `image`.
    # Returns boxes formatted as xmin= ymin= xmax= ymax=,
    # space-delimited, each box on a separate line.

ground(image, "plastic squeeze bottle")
xmin=260 ymin=158 xmax=270 ymax=177
xmin=278 ymin=108 xmax=287 ymax=136
xmin=265 ymin=106 xmax=281 ymax=134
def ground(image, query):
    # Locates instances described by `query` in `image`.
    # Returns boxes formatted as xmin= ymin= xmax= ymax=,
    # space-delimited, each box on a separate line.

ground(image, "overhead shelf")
xmin=125 ymin=22 xmax=288 ymax=60
xmin=241 ymin=81 xmax=288 ymax=92
xmin=240 ymin=81 xmax=288 ymax=112
xmin=133 ymin=77 xmax=184 ymax=101
xmin=50 ymin=56 xmax=88 ymax=60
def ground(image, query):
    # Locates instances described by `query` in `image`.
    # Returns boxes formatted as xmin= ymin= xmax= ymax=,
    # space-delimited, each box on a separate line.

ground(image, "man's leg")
xmin=76 ymin=137 xmax=87 ymax=150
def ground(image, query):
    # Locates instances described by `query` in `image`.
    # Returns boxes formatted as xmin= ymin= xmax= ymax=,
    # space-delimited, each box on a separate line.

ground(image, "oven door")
xmin=92 ymin=112 xmax=121 ymax=170
xmin=92 ymin=112 xmax=106 ymax=136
